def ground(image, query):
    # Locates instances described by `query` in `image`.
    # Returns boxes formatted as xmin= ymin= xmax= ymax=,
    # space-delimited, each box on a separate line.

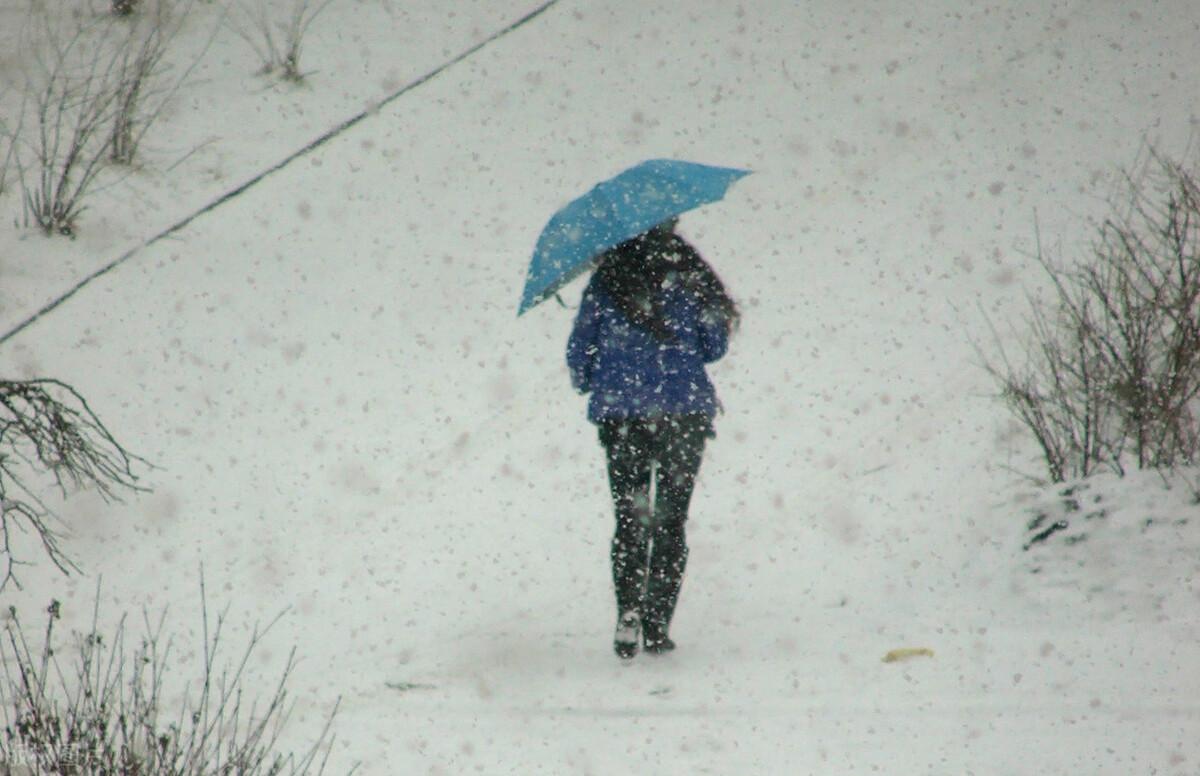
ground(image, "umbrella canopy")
xmin=518 ymin=159 xmax=751 ymax=315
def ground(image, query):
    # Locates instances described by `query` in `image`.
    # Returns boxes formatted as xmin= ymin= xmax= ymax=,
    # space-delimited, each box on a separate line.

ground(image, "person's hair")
xmin=593 ymin=227 xmax=739 ymax=341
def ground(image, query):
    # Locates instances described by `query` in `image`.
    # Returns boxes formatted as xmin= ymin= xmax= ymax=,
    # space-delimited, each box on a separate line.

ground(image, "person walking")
xmin=566 ymin=217 xmax=738 ymax=659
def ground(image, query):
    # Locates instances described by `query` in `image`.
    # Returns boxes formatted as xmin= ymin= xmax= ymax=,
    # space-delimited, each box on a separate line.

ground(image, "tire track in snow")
xmin=0 ymin=0 xmax=563 ymax=349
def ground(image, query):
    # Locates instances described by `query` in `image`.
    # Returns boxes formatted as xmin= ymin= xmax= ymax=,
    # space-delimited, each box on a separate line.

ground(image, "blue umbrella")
xmin=518 ymin=159 xmax=751 ymax=315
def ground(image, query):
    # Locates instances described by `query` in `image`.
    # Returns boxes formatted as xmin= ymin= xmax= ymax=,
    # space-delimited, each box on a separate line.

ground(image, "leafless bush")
xmin=983 ymin=149 xmax=1200 ymax=482
xmin=108 ymin=0 xmax=205 ymax=165
xmin=0 ymin=379 xmax=143 ymax=591
xmin=14 ymin=10 xmax=124 ymax=236
xmin=0 ymin=106 xmax=18 ymax=197
xmin=12 ymin=0 xmax=210 ymax=231
xmin=0 ymin=142 xmax=13 ymax=199
xmin=230 ymin=0 xmax=337 ymax=82
xmin=0 ymin=582 xmax=343 ymax=774
xmin=113 ymin=0 xmax=140 ymax=15
xmin=983 ymin=296 xmax=1119 ymax=483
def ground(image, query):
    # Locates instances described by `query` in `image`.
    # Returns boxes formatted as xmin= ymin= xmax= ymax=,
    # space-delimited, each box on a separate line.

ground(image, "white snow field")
xmin=2 ymin=0 xmax=1199 ymax=773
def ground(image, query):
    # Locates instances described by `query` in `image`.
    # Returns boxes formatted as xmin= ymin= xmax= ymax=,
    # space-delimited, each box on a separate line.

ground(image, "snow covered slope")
xmin=1 ymin=1 xmax=1198 ymax=773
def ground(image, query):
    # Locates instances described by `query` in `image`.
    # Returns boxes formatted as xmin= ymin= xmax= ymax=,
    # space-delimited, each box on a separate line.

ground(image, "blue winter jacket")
xmin=566 ymin=272 xmax=729 ymax=423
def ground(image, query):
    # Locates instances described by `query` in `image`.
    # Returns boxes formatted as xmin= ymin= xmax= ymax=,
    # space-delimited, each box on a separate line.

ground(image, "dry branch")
xmin=0 ymin=379 xmax=144 ymax=591
xmin=109 ymin=0 xmax=213 ymax=166
xmin=14 ymin=10 xmax=125 ymax=236
xmin=230 ymin=0 xmax=337 ymax=82
xmin=982 ymin=149 xmax=1200 ymax=482
xmin=0 ymin=580 xmax=342 ymax=774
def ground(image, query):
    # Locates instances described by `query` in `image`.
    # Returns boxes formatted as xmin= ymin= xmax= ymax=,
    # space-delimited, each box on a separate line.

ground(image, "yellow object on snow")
xmin=882 ymin=647 xmax=935 ymax=663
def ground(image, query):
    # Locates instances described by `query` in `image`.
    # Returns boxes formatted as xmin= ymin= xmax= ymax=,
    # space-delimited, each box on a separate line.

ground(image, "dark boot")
xmin=642 ymin=609 xmax=676 ymax=654
xmin=643 ymin=634 xmax=675 ymax=654
xmin=613 ymin=609 xmax=641 ymax=660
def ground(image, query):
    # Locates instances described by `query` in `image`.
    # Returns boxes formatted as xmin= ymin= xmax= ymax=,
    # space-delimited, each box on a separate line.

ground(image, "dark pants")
xmin=599 ymin=415 xmax=710 ymax=641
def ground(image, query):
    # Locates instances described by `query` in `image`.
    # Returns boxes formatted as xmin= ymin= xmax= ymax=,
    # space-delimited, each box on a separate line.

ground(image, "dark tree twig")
xmin=980 ymin=148 xmax=1200 ymax=482
xmin=229 ymin=0 xmax=337 ymax=82
xmin=109 ymin=0 xmax=221 ymax=166
xmin=14 ymin=8 xmax=125 ymax=236
xmin=0 ymin=378 xmax=145 ymax=591
xmin=0 ymin=577 xmax=344 ymax=773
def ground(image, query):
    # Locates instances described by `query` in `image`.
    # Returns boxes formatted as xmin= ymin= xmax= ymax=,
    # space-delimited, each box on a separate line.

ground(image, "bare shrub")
xmin=12 ymin=0 xmax=212 ymax=231
xmin=983 ymin=149 xmax=1200 ymax=482
xmin=230 ymin=0 xmax=337 ymax=82
xmin=14 ymin=9 xmax=124 ymax=236
xmin=0 ymin=582 xmax=343 ymax=774
xmin=0 ymin=106 xmax=17 ymax=197
xmin=108 ymin=0 xmax=217 ymax=166
xmin=983 ymin=293 xmax=1120 ymax=483
xmin=0 ymin=379 xmax=143 ymax=591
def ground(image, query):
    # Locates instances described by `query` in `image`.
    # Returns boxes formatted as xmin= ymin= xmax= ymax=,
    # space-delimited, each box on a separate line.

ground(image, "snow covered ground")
xmin=1 ymin=0 xmax=1199 ymax=772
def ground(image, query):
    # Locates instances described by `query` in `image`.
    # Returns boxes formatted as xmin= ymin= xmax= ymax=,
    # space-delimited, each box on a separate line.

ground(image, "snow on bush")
xmin=983 ymin=149 xmax=1200 ymax=483
xmin=0 ymin=583 xmax=342 ymax=775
